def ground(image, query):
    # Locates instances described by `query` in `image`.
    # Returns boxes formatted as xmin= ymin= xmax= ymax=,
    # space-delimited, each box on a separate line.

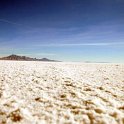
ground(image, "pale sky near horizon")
xmin=0 ymin=0 xmax=124 ymax=62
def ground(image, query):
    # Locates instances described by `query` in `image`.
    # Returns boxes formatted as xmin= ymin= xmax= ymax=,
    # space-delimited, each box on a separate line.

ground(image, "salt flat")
xmin=0 ymin=61 xmax=124 ymax=124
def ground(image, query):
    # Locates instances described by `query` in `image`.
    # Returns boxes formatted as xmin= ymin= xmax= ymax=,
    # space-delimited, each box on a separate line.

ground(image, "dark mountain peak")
xmin=9 ymin=54 xmax=16 ymax=56
xmin=8 ymin=54 xmax=19 ymax=58
xmin=1 ymin=54 xmax=32 ymax=60
xmin=0 ymin=54 xmax=60 ymax=62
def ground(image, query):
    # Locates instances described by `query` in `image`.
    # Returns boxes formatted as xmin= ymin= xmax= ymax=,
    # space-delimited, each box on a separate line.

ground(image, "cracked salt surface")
xmin=0 ymin=61 xmax=124 ymax=124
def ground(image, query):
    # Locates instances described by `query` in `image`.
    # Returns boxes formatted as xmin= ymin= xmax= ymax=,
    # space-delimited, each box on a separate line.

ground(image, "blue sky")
xmin=0 ymin=0 xmax=124 ymax=62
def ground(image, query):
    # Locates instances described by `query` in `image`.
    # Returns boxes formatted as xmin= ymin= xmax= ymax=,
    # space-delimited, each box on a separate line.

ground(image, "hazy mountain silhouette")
xmin=0 ymin=54 xmax=60 ymax=62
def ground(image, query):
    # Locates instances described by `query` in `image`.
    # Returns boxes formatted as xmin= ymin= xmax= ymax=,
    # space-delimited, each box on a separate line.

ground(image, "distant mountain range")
xmin=0 ymin=54 xmax=60 ymax=62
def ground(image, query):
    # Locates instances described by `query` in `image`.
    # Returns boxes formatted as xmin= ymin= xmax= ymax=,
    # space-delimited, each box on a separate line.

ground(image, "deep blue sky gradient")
xmin=0 ymin=0 xmax=124 ymax=62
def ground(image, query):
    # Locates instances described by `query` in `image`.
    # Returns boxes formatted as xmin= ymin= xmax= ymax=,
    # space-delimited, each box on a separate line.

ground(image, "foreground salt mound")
xmin=0 ymin=61 xmax=124 ymax=124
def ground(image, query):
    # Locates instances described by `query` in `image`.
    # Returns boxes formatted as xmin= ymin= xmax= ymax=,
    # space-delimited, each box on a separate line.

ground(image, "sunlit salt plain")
xmin=0 ymin=61 xmax=124 ymax=124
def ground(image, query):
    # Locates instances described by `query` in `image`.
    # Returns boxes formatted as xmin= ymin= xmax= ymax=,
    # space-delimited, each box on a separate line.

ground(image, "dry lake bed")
xmin=0 ymin=61 xmax=124 ymax=124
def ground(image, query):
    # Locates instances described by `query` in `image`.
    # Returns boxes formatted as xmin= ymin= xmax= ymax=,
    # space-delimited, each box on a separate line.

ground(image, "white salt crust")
xmin=0 ymin=61 xmax=124 ymax=124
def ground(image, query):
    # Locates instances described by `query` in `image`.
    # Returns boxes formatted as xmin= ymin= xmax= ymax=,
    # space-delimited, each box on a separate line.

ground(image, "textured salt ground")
xmin=0 ymin=61 xmax=124 ymax=124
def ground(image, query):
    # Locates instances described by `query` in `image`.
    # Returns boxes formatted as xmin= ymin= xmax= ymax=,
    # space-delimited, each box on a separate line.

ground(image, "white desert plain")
xmin=0 ymin=61 xmax=124 ymax=124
